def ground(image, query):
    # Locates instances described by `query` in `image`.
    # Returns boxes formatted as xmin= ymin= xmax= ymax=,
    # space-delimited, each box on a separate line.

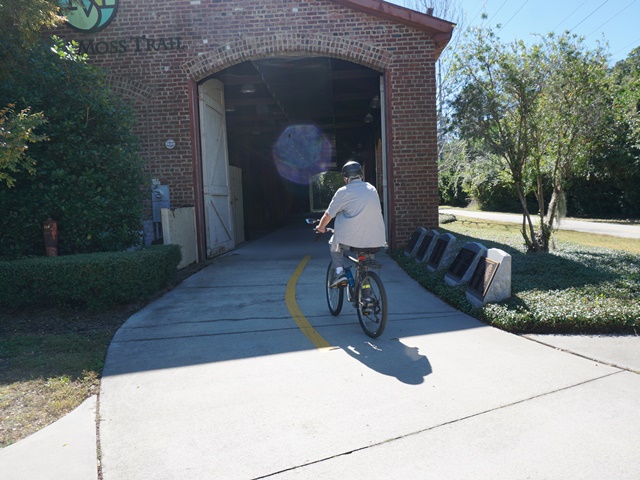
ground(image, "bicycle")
xmin=306 ymin=219 xmax=388 ymax=338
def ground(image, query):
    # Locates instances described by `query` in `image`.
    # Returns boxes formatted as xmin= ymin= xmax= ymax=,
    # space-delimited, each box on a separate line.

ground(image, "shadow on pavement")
xmin=341 ymin=337 xmax=432 ymax=385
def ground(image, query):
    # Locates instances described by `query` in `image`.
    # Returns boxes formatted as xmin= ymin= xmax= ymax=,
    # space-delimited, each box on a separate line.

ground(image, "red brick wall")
xmin=56 ymin=0 xmax=440 ymax=247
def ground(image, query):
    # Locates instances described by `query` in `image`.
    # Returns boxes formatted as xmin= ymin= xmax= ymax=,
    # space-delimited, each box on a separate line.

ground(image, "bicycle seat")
xmin=350 ymin=247 xmax=381 ymax=254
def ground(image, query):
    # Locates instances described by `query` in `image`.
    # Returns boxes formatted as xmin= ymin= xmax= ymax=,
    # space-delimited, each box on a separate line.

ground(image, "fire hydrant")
xmin=43 ymin=218 xmax=58 ymax=256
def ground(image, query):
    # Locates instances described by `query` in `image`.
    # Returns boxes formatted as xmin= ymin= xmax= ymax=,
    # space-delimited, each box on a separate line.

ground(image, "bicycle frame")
xmin=342 ymin=250 xmax=380 ymax=305
xmin=307 ymin=217 xmax=388 ymax=337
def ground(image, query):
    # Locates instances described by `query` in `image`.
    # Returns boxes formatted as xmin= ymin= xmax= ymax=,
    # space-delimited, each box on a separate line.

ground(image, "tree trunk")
xmin=514 ymin=180 xmax=540 ymax=252
xmin=538 ymin=184 xmax=565 ymax=253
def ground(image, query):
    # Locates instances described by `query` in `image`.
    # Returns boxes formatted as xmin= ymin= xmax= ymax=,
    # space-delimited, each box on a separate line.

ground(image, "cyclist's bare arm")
xmin=315 ymin=212 xmax=332 ymax=234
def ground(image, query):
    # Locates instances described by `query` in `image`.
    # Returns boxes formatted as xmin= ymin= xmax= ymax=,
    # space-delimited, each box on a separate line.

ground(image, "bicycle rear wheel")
xmin=325 ymin=261 xmax=344 ymax=316
xmin=356 ymin=271 xmax=387 ymax=338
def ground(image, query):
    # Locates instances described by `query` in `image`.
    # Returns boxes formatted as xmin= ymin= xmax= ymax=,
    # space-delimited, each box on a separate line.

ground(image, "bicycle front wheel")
xmin=325 ymin=261 xmax=344 ymax=316
xmin=356 ymin=271 xmax=388 ymax=338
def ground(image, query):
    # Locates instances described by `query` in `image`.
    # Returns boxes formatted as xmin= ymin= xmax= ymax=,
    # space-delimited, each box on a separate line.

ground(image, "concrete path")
xmin=439 ymin=208 xmax=640 ymax=239
xmin=97 ymin=223 xmax=640 ymax=479
xmin=0 ymin=395 xmax=98 ymax=480
xmin=2 ymin=222 xmax=639 ymax=479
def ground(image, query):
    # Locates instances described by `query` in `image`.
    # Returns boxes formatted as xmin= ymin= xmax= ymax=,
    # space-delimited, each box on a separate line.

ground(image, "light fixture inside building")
xmin=370 ymin=95 xmax=380 ymax=109
xmin=364 ymin=112 xmax=373 ymax=124
xmin=240 ymin=83 xmax=256 ymax=94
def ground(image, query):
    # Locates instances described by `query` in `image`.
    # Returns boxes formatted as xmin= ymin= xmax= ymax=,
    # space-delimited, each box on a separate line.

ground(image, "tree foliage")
xmin=0 ymin=0 xmax=62 ymax=47
xmin=0 ymin=105 xmax=47 ymax=187
xmin=450 ymin=27 xmax=611 ymax=252
xmin=533 ymin=34 xmax=610 ymax=229
xmin=555 ymin=48 xmax=640 ymax=218
xmin=0 ymin=0 xmax=63 ymax=186
xmin=0 ymin=5 xmax=146 ymax=258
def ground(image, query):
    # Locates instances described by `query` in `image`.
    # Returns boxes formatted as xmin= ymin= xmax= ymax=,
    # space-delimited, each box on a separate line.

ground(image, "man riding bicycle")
xmin=314 ymin=160 xmax=387 ymax=288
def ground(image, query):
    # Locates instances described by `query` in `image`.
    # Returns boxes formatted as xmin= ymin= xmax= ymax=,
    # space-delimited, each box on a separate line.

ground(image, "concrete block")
xmin=466 ymin=248 xmax=511 ymax=307
xmin=416 ymin=230 xmax=440 ymax=263
xmin=445 ymin=242 xmax=487 ymax=287
xmin=405 ymin=227 xmax=427 ymax=257
xmin=427 ymin=233 xmax=456 ymax=272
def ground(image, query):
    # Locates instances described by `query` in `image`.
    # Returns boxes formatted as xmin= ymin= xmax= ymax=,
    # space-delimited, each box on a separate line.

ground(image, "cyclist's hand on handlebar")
xmin=314 ymin=225 xmax=326 ymax=234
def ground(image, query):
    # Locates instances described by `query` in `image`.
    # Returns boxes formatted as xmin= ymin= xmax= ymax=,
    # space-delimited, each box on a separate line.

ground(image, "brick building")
xmin=57 ymin=0 xmax=454 ymax=259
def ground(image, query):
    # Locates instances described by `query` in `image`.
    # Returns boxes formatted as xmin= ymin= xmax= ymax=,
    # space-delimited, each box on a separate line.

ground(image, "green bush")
xmin=393 ymin=221 xmax=640 ymax=334
xmin=438 ymin=167 xmax=467 ymax=207
xmin=0 ymin=245 xmax=181 ymax=311
xmin=0 ymin=37 xmax=146 ymax=258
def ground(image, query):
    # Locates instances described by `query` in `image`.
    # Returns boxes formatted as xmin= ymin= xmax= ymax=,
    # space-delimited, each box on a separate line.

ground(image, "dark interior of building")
xmin=213 ymin=57 xmax=383 ymax=239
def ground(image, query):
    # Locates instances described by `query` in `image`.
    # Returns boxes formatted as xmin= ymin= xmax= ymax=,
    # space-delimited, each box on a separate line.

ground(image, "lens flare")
xmin=273 ymin=125 xmax=332 ymax=184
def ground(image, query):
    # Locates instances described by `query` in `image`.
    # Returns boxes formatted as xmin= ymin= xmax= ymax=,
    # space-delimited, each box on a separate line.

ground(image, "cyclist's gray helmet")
xmin=341 ymin=160 xmax=363 ymax=179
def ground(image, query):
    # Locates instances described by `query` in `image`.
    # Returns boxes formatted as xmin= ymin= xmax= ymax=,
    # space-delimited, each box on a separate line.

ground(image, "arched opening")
xmin=201 ymin=56 xmax=385 ymax=242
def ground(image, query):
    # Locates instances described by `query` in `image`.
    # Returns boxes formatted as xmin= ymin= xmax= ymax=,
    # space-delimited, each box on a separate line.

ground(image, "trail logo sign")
xmin=61 ymin=0 xmax=119 ymax=33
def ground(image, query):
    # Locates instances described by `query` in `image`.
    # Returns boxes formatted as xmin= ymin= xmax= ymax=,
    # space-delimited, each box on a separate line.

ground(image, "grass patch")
xmin=1 ymin=374 xmax=98 ymax=447
xmin=394 ymin=218 xmax=640 ymax=334
xmin=0 ymin=307 xmax=134 ymax=447
xmin=556 ymin=229 xmax=640 ymax=254
xmin=0 ymin=259 xmax=214 ymax=448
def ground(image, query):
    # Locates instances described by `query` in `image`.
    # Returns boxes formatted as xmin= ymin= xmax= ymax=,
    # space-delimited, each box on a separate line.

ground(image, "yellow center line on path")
xmin=286 ymin=255 xmax=333 ymax=351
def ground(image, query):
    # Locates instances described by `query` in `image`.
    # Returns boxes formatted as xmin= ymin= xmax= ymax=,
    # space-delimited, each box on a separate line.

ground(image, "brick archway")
xmin=106 ymin=75 xmax=154 ymax=101
xmin=182 ymin=33 xmax=392 ymax=80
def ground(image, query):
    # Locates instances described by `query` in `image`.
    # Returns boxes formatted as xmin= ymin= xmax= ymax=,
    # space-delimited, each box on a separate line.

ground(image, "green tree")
xmin=0 ymin=0 xmax=62 ymax=47
xmin=0 ymin=105 xmax=46 ymax=187
xmin=612 ymin=47 xmax=640 ymax=142
xmin=567 ymin=47 xmax=640 ymax=218
xmin=606 ymin=47 xmax=640 ymax=215
xmin=437 ymin=138 xmax=469 ymax=206
xmin=0 ymin=0 xmax=62 ymax=186
xmin=532 ymin=33 xmax=609 ymax=234
xmin=0 ymin=34 xmax=146 ymax=257
xmin=451 ymin=27 xmax=544 ymax=250
xmin=451 ymin=27 xmax=610 ymax=251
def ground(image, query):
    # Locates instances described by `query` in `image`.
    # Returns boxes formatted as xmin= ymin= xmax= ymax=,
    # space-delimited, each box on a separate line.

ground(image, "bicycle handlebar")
xmin=307 ymin=218 xmax=333 ymax=241
xmin=313 ymin=226 xmax=333 ymax=241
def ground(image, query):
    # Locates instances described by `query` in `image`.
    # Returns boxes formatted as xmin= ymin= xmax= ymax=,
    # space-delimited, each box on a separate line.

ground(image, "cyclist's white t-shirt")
xmin=326 ymin=179 xmax=386 ymax=248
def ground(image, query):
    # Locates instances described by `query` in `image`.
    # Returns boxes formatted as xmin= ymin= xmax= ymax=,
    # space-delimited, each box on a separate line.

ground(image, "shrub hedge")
xmin=0 ymin=245 xmax=181 ymax=311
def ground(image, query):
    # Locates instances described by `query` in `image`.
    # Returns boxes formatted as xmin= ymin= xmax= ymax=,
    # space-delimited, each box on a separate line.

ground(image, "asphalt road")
xmin=439 ymin=208 xmax=640 ymax=239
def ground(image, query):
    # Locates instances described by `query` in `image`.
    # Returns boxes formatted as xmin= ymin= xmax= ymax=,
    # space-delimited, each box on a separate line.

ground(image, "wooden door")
xmin=199 ymin=79 xmax=234 ymax=257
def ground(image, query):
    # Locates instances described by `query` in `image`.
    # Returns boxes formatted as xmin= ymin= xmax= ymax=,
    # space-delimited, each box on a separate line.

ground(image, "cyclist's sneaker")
xmin=330 ymin=273 xmax=348 ymax=288
xmin=361 ymin=296 xmax=375 ymax=314
xmin=363 ymin=296 xmax=375 ymax=306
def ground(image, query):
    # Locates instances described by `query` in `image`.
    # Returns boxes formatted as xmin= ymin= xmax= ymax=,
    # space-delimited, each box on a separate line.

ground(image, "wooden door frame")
xmin=189 ymin=79 xmax=206 ymax=262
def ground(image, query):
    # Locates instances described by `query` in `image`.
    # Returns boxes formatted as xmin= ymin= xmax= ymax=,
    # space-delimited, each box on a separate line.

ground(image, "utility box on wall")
xmin=152 ymin=185 xmax=170 ymax=223
xmin=151 ymin=184 xmax=170 ymax=242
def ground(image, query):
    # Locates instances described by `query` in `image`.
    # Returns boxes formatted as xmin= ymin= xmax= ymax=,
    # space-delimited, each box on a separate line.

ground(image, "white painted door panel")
xmin=199 ymin=79 xmax=234 ymax=257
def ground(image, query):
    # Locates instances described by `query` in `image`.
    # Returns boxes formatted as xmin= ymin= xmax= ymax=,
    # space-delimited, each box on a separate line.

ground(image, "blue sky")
xmin=387 ymin=0 xmax=640 ymax=65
